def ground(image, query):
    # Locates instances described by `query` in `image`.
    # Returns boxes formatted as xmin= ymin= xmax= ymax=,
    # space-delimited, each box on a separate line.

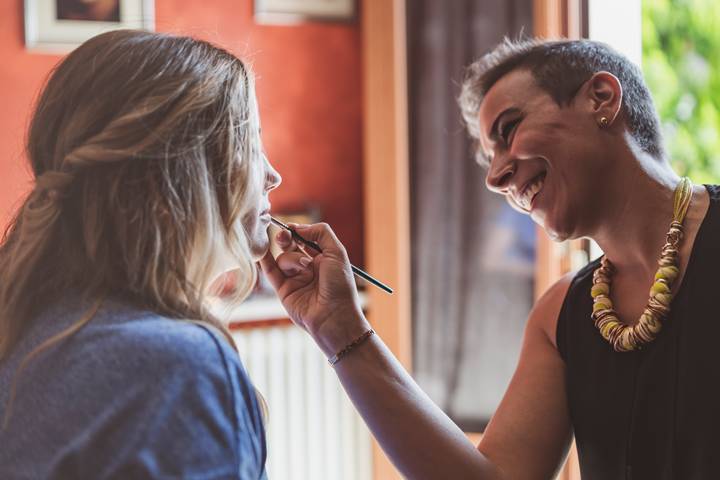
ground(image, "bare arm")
xmin=478 ymin=274 xmax=574 ymax=479
xmin=332 ymin=331 xmax=501 ymax=479
xmin=261 ymin=223 xmax=573 ymax=479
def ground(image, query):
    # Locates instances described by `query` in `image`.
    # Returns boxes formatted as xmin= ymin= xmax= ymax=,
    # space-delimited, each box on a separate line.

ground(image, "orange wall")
xmin=0 ymin=0 xmax=364 ymax=263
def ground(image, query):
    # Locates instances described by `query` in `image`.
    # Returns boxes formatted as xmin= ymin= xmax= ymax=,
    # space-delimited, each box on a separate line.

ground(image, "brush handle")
xmin=296 ymin=233 xmax=393 ymax=294
xmin=271 ymin=217 xmax=393 ymax=294
xmin=350 ymin=265 xmax=394 ymax=294
xmin=290 ymin=230 xmax=323 ymax=254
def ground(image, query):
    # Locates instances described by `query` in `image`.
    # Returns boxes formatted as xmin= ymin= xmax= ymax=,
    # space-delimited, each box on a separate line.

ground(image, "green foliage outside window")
xmin=642 ymin=0 xmax=720 ymax=183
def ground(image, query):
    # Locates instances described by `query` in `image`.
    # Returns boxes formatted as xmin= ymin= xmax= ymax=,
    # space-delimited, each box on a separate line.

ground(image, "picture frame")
xmin=254 ymin=0 xmax=355 ymax=24
xmin=24 ymin=0 xmax=154 ymax=53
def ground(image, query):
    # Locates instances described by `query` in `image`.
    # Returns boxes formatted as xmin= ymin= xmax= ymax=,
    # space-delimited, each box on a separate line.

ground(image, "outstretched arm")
xmin=260 ymin=223 xmax=573 ymax=479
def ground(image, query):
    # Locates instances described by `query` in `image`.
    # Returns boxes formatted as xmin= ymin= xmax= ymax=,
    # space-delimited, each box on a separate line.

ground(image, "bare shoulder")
xmin=528 ymin=272 xmax=576 ymax=350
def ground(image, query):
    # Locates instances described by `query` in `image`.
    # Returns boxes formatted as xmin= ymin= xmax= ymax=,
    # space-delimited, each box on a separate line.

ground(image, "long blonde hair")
xmin=0 ymin=30 xmax=263 ymax=372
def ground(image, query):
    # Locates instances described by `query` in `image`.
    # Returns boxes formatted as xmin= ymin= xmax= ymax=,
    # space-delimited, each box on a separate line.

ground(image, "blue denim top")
xmin=0 ymin=295 xmax=267 ymax=479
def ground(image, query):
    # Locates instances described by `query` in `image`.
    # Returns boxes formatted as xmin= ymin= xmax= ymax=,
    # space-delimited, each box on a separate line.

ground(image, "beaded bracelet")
xmin=327 ymin=329 xmax=375 ymax=366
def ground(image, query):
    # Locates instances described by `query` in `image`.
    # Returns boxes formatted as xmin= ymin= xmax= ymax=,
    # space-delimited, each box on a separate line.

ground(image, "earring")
xmin=599 ymin=116 xmax=609 ymax=127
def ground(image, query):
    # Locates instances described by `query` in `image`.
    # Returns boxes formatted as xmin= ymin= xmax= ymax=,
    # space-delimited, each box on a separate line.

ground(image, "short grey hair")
xmin=459 ymin=38 xmax=664 ymax=165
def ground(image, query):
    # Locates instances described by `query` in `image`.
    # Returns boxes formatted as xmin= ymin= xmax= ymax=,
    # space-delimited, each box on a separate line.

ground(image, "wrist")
xmin=310 ymin=307 xmax=371 ymax=358
xmin=327 ymin=329 xmax=375 ymax=365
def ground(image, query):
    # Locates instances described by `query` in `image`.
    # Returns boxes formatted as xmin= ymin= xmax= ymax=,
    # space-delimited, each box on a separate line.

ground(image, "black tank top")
xmin=557 ymin=185 xmax=720 ymax=480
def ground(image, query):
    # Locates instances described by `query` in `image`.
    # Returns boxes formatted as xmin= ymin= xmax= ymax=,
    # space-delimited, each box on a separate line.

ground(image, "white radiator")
xmin=233 ymin=325 xmax=373 ymax=480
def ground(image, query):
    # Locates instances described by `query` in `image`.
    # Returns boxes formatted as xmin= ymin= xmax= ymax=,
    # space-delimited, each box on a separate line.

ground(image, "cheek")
xmin=245 ymin=213 xmax=264 ymax=236
xmin=511 ymin=129 xmax=557 ymax=159
xmin=237 ymin=211 xmax=257 ymax=241
xmin=240 ymin=215 xmax=271 ymax=259
xmin=512 ymin=113 xmax=582 ymax=157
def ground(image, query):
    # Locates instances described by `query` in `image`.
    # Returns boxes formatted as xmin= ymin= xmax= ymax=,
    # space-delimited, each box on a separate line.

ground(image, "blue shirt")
xmin=0 ymin=295 xmax=267 ymax=479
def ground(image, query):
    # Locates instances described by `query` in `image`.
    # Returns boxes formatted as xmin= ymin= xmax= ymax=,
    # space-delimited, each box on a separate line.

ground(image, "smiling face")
xmin=477 ymin=68 xmax=618 ymax=241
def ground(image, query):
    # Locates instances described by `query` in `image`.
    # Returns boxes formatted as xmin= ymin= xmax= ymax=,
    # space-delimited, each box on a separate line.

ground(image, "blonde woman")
xmin=0 ymin=30 xmax=280 ymax=479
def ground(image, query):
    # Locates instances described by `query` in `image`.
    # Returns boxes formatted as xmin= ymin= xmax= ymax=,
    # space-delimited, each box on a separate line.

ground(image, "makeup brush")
xmin=270 ymin=216 xmax=393 ymax=295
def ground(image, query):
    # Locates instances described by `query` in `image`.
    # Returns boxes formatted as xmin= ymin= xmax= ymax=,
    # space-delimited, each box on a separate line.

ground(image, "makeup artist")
xmin=262 ymin=39 xmax=719 ymax=479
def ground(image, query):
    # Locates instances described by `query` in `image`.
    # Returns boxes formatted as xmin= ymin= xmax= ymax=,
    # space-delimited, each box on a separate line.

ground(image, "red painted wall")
xmin=0 ymin=0 xmax=364 ymax=263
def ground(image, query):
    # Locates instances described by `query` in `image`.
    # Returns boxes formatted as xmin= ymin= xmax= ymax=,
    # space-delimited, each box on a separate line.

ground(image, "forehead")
xmin=477 ymin=69 xmax=546 ymax=149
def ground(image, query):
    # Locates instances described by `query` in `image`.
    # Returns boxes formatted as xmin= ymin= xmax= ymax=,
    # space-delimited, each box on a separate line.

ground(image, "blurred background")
xmin=1 ymin=1 xmax=718 ymax=479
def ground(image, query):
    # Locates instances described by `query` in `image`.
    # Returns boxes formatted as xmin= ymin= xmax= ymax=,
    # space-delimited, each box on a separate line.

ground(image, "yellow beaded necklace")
xmin=591 ymin=177 xmax=693 ymax=352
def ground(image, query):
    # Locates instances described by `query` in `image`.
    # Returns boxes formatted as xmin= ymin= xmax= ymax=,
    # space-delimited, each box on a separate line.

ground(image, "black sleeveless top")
xmin=557 ymin=185 xmax=720 ymax=480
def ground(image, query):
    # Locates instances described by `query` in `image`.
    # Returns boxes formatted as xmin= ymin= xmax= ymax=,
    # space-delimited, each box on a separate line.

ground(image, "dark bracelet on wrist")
xmin=327 ymin=329 xmax=375 ymax=366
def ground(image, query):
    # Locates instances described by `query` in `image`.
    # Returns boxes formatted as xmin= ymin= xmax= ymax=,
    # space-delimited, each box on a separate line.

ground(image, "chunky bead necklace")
xmin=591 ymin=177 xmax=693 ymax=352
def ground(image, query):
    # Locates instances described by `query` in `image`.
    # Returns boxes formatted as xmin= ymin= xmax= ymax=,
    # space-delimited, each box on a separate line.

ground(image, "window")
xmin=643 ymin=0 xmax=720 ymax=183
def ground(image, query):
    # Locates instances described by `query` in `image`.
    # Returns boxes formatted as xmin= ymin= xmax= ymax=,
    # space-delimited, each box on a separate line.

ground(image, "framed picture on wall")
xmin=254 ymin=0 xmax=355 ymax=23
xmin=24 ymin=0 xmax=154 ymax=53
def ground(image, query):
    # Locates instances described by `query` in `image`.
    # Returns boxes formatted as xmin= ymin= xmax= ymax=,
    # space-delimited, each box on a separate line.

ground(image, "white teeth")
xmin=516 ymin=174 xmax=545 ymax=210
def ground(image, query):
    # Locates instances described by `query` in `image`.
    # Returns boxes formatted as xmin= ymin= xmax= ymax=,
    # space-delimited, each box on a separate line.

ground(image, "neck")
xmin=590 ymin=150 xmax=681 ymax=279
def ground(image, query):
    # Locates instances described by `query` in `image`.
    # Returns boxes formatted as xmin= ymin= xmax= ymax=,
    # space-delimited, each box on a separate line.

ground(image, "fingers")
xmin=259 ymin=249 xmax=314 ymax=291
xmin=274 ymin=228 xmax=320 ymax=259
xmin=275 ymin=250 xmax=314 ymax=277
xmin=288 ymin=222 xmax=348 ymax=260
xmin=274 ymin=229 xmax=297 ymax=251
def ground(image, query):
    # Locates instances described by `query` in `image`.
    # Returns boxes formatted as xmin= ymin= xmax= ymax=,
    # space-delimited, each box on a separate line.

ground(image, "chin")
xmin=246 ymin=222 xmax=272 ymax=260
xmin=546 ymin=228 xmax=570 ymax=242
xmin=532 ymin=208 xmax=574 ymax=243
xmin=250 ymin=241 xmax=270 ymax=261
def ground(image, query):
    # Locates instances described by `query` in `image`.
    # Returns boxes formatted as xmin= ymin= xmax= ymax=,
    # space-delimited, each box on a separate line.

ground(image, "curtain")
xmin=408 ymin=0 xmax=535 ymax=431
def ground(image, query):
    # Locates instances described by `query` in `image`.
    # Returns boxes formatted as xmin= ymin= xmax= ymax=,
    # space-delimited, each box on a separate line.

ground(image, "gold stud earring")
xmin=599 ymin=116 xmax=609 ymax=127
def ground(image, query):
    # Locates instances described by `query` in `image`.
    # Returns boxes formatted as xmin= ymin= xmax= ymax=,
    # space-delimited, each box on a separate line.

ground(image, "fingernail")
xmin=276 ymin=231 xmax=290 ymax=246
xmin=299 ymin=257 xmax=312 ymax=267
